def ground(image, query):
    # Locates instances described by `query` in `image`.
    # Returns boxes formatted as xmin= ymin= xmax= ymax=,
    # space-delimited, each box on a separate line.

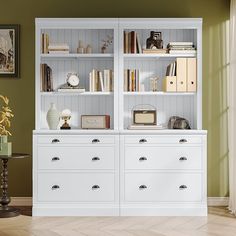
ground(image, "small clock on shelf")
xmin=58 ymin=73 xmax=85 ymax=93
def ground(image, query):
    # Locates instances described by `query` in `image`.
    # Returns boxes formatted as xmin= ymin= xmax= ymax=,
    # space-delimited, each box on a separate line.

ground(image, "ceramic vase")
xmin=0 ymin=135 xmax=12 ymax=156
xmin=46 ymin=103 xmax=60 ymax=130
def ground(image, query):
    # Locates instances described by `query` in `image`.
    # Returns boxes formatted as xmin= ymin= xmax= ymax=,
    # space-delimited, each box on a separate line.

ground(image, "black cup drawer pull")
xmin=92 ymin=139 xmax=100 ymax=143
xmin=51 ymin=185 xmax=60 ymax=190
xmin=179 ymin=185 xmax=187 ymax=190
xmin=179 ymin=157 xmax=187 ymax=161
xmin=52 ymin=157 xmax=60 ymax=161
xmin=92 ymin=157 xmax=100 ymax=161
xmin=139 ymin=157 xmax=147 ymax=161
xmin=139 ymin=185 xmax=147 ymax=190
xmin=139 ymin=139 xmax=147 ymax=143
xmin=52 ymin=139 xmax=60 ymax=143
xmin=179 ymin=139 xmax=187 ymax=144
xmin=92 ymin=185 xmax=100 ymax=190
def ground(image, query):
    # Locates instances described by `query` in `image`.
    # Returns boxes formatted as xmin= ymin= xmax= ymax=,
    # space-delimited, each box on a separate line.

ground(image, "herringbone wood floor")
xmin=0 ymin=207 xmax=235 ymax=236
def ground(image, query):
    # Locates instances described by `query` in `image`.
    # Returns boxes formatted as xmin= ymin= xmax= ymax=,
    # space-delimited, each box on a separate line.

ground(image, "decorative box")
xmin=81 ymin=115 xmax=110 ymax=129
xmin=133 ymin=110 xmax=156 ymax=125
xmin=162 ymin=76 xmax=177 ymax=92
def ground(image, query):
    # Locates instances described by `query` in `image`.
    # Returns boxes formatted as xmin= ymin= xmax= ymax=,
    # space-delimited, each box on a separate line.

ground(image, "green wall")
xmin=0 ymin=0 xmax=230 ymax=197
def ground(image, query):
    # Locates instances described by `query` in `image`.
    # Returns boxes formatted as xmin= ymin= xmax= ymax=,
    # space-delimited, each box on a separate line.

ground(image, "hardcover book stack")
xmin=167 ymin=42 xmax=196 ymax=54
xmin=48 ymin=43 xmax=70 ymax=54
xmin=40 ymin=64 xmax=53 ymax=92
xmin=124 ymin=69 xmax=140 ymax=92
xmin=41 ymin=33 xmax=49 ymax=53
xmin=123 ymin=31 xmax=142 ymax=54
xmin=89 ymin=69 xmax=113 ymax=92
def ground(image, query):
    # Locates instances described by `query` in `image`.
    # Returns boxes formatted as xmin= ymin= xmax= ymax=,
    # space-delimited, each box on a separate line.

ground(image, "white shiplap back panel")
xmin=41 ymin=58 xmax=113 ymax=91
xmin=123 ymin=95 xmax=195 ymax=129
xmin=41 ymin=96 xmax=114 ymax=129
xmin=124 ymin=29 xmax=196 ymax=49
xmin=42 ymin=29 xmax=114 ymax=54
xmin=124 ymin=58 xmax=175 ymax=92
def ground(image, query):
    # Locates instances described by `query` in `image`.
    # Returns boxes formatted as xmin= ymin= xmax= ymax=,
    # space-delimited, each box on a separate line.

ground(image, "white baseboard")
xmin=10 ymin=197 xmax=32 ymax=206
xmin=207 ymin=197 xmax=229 ymax=206
xmin=9 ymin=197 xmax=229 ymax=207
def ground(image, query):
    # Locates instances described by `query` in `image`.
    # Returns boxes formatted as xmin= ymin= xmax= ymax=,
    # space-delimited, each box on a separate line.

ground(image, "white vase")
xmin=46 ymin=103 xmax=60 ymax=130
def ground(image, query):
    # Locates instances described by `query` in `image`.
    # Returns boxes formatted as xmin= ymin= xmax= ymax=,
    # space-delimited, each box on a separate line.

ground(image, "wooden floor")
xmin=0 ymin=207 xmax=235 ymax=236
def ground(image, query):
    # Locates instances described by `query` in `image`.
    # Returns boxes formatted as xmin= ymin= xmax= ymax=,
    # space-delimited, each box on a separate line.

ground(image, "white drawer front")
xmin=37 ymin=135 xmax=115 ymax=145
xmin=125 ymin=146 xmax=202 ymax=170
xmin=38 ymin=146 xmax=115 ymax=170
xmin=125 ymin=173 xmax=202 ymax=202
xmin=125 ymin=135 xmax=202 ymax=145
xmin=37 ymin=173 xmax=115 ymax=202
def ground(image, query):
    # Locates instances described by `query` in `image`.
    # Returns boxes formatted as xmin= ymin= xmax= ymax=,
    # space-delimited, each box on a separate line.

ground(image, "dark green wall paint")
xmin=0 ymin=0 xmax=230 ymax=197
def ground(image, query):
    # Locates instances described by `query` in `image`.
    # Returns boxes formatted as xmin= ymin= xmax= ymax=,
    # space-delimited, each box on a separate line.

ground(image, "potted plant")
xmin=0 ymin=95 xmax=14 ymax=155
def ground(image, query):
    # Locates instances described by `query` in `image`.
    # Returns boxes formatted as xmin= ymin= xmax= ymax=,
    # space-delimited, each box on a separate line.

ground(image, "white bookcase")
xmin=33 ymin=18 xmax=207 ymax=216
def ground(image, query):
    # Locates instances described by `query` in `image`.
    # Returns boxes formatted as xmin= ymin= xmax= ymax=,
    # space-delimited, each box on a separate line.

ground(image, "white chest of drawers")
xmin=120 ymin=132 xmax=207 ymax=216
xmin=33 ymin=131 xmax=207 ymax=216
xmin=33 ymin=133 xmax=119 ymax=216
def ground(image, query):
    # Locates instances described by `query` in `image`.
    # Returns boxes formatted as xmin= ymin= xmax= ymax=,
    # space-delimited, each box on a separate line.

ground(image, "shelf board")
xmin=40 ymin=53 xmax=114 ymax=58
xmin=40 ymin=92 xmax=113 ymax=96
xmin=123 ymin=53 xmax=196 ymax=58
xmin=123 ymin=92 xmax=196 ymax=96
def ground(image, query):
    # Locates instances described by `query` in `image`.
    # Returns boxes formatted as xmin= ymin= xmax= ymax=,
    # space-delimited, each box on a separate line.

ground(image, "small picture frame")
xmin=0 ymin=24 xmax=20 ymax=78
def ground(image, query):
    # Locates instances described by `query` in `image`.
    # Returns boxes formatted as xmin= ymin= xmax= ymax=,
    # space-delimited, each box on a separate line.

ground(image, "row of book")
xmin=124 ymin=31 xmax=142 ymax=54
xmin=89 ymin=69 xmax=113 ymax=92
xmin=124 ymin=69 xmax=140 ymax=92
xmin=167 ymin=42 xmax=196 ymax=54
xmin=40 ymin=64 xmax=53 ymax=92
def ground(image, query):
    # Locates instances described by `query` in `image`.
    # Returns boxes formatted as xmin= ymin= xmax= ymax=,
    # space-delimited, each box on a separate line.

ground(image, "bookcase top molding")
xmin=35 ymin=18 xmax=202 ymax=29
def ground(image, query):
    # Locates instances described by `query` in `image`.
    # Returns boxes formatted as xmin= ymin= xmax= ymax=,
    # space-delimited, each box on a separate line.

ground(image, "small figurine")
xmin=77 ymin=40 xmax=84 ymax=54
xmin=86 ymin=44 xmax=92 ymax=54
xmin=101 ymin=35 xmax=113 ymax=53
xmin=146 ymin=31 xmax=163 ymax=49
xmin=60 ymin=109 xmax=72 ymax=129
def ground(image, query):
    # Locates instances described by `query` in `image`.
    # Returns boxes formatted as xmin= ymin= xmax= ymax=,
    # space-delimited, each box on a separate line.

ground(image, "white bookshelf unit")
xmin=33 ymin=18 xmax=207 ymax=216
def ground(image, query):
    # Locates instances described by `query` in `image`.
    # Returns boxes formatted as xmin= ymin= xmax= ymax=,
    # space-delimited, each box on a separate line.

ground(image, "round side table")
xmin=0 ymin=153 xmax=30 ymax=218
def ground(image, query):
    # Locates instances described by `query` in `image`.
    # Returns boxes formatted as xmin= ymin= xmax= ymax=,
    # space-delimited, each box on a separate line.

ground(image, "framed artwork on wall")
xmin=0 ymin=25 xmax=20 ymax=78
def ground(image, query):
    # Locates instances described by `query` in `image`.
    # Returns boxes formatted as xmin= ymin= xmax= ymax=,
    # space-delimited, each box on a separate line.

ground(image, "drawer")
xmin=37 ymin=135 xmax=115 ymax=145
xmin=125 ymin=146 xmax=202 ymax=170
xmin=125 ymin=135 xmax=202 ymax=145
xmin=125 ymin=173 xmax=202 ymax=202
xmin=38 ymin=146 xmax=115 ymax=170
xmin=37 ymin=173 xmax=115 ymax=202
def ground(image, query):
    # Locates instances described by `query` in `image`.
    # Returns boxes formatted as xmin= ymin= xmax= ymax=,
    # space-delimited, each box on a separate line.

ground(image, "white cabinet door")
xmin=125 ymin=173 xmax=202 ymax=202
xmin=37 ymin=173 xmax=115 ymax=202
xmin=38 ymin=146 xmax=115 ymax=170
xmin=125 ymin=146 xmax=202 ymax=170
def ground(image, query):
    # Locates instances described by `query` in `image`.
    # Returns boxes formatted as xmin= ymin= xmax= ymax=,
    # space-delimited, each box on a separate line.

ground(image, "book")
xmin=143 ymin=49 xmax=167 ymax=54
xmin=136 ymin=33 xmax=142 ymax=54
xmin=169 ymin=50 xmax=196 ymax=54
xmin=57 ymin=88 xmax=85 ymax=93
xmin=40 ymin=63 xmax=53 ymax=92
xmin=128 ymin=124 xmax=166 ymax=130
xmin=168 ymin=42 xmax=194 ymax=46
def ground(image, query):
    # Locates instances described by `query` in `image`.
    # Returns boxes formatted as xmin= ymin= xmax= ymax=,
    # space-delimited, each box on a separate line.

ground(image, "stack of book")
xmin=40 ymin=64 xmax=53 ymax=92
xmin=167 ymin=42 xmax=196 ymax=54
xmin=48 ymin=43 xmax=70 ymax=54
xmin=124 ymin=31 xmax=142 ymax=54
xmin=41 ymin=33 xmax=49 ymax=53
xmin=143 ymin=49 xmax=167 ymax=54
xmin=89 ymin=69 xmax=113 ymax=92
xmin=124 ymin=69 xmax=140 ymax=92
xmin=166 ymin=61 xmax=176 ymax=76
